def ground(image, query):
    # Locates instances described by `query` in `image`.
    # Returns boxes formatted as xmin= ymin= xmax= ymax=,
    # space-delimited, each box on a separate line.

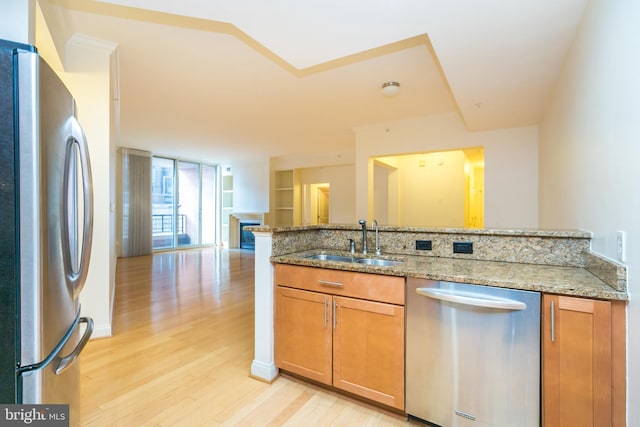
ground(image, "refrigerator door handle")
xmin=17 ymin=311 xmax=81 ymax=375
xmin=416 ymin=288 xmax=527 ymax=311
xmin=62 ymin=116 xmax=93 ymax=299
xmin=54 ymin=317 xmax=94 ymax=375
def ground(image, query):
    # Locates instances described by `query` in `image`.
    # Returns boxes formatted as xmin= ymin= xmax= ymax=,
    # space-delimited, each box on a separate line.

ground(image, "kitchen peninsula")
xmin=249 ymin=224 xmax=627 ymax=424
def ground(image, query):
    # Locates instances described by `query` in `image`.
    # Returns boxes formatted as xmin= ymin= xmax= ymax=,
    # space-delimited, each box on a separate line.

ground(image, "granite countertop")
xmin=250 ymin=224 xmax=593 ymax=238
xmin=272 ymin=249 xmax=628 ymax=301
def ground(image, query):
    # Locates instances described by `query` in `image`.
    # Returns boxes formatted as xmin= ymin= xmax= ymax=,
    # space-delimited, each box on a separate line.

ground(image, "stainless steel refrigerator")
xmin=0 ymin=39 xmax=94 ymax=423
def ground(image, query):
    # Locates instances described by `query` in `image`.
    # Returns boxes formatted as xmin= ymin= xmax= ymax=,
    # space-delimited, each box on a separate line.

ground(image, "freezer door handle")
xmin=62 ymin=116 xmax=93 ymax=299
xmin=54 ymin=317 xmax=94 ymax=375
xmin=416 ymin=288 xmax=527 ymax=311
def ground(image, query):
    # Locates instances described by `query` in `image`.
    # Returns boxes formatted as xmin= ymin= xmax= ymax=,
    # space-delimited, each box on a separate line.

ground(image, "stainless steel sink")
xmin=304 ymin=254 xmax=356 ymax=262
xmin=354 ymin=258 xmax=402 ymax=267
xmin=303 ymin=253 xmax=402 ymax=267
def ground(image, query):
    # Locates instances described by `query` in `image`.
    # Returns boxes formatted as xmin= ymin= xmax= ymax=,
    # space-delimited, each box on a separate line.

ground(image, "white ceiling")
xmin=42 ymin=0 xmax=587 ymax=164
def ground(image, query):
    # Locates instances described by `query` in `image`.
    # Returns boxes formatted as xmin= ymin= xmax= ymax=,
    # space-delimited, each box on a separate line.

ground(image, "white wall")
xmin=230 ymin=157 xmax=270 ymax=214
xmin=539 ymin=0 xmax=639 ymax=422
xmin=271 ymin=150 xmax=355 ymax=171
xmin=274 ymin=114 xmax=537 ymax=228
xmin=297 ymin=165 xmax=356 ymax=224
xmin=270 ymin=151 xmax=357 ymax=224
xmin=373 ymin=161 xmax=391 ymax=224
xmin=355 ymin=112 xmax=539 ymax=227
xmin=0 ymin=0 xmax=35 ymax=44
xmin=379 ymin=151 xmax=466 ymax=227
xmin=484 ymin=134 xmax=538 ymax=228
xmin=60 ymin=36 xmax=117 ymax=338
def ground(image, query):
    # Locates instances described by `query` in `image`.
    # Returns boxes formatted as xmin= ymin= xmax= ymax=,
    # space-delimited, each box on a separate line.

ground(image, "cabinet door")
xmin=275 ymin=286 xmax=332 ymax=385
xmin=543 ymin=295 xmax=612 ymax=427
xmin=333 ymin=296 xmax=405 ymax=410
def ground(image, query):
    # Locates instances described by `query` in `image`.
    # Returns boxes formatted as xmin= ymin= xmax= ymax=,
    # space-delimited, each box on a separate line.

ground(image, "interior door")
xmin=317 ymin=186 xmax=329 ymax=224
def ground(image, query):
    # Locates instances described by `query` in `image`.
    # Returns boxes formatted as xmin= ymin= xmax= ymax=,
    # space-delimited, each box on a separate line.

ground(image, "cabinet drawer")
xmin=274 ymin=264 xmax=405 ymax=305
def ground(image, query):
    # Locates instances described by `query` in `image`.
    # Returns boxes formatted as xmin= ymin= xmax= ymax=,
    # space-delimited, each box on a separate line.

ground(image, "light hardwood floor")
xmin=80 ymin=248 xmax=414 ymax=426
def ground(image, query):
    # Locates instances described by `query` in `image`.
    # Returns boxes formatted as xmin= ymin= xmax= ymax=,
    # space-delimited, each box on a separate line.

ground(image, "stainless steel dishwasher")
xmin=406 ymin=278 xmax=540 ymax=427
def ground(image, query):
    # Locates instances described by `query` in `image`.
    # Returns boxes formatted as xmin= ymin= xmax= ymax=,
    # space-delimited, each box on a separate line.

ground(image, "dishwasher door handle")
xmin=416 ymin=288 xmax=527 ymax=311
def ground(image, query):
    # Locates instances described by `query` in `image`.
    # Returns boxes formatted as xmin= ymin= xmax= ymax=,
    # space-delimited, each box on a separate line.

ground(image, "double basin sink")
xmin=303 ymin=253 xmax=403 ymax=267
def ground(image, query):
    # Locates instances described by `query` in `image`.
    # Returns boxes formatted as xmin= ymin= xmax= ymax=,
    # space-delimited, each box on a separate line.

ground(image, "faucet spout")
xmin=372 ymin=219 xmax=381 ymax=256
xmin=358 ymin=219 xmax=367 ymax=255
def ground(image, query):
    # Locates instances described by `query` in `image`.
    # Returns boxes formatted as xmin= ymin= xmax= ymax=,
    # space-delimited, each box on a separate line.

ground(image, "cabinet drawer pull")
xmin=333 ymin=300 xmax=338 ymax=329
xmin=324 ymin=299 xmax=328 ymax=328
xmin=318 ymin=279 xmax=343 ymax=288
xmin=550 ymin=300 xmax=555 ymax=343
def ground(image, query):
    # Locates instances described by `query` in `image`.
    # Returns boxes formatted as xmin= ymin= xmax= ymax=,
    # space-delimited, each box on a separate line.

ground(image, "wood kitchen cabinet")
xmin=274 ymin=264 xmax=405 ymax=410
xmin=542 ymin=294 xmax=626 ymax=427
xmin=275 ymin=286 xmax=332 ymax=385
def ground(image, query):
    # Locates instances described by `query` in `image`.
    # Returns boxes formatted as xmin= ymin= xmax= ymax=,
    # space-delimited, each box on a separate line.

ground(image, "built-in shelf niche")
xmin=221 ymin=174 xmax=233 ymax=245
xmin=273 ymin=170 xmax=295 ymax=226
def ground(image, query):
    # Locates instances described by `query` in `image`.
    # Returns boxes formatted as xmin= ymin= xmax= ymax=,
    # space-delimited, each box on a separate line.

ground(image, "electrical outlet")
xmin=453 ymin=241 xmax=473 ymax=254
xmin=617 ymin=231 xmax=626 ymax=262
xmin=416 ymin=240 xmax=432 ymax=250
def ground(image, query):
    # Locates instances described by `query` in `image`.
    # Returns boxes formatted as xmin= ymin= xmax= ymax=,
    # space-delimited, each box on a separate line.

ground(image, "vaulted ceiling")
xmin=40 ymin=0 xmax=587 ymax=163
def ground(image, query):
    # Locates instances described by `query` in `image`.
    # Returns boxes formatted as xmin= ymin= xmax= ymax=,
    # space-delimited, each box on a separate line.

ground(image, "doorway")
xmin=308 ymin=183 xmax=330 ymax=225
xmin=317 ymin=187 xmax=330 ymax=224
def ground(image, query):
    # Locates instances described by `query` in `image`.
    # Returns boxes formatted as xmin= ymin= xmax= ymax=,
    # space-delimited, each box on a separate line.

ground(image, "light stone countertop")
xmin=271 ymin=249 xmax=628 ymax=301
xmin=250 ymin=223 xmax=593 ymax=238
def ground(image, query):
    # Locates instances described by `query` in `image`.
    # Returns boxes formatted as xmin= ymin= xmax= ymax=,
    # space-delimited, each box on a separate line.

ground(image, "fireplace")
xmin=228 ymin=212 xmax=263 ymax=249
xmin=239 ymin=221 xmax=260 ymax=250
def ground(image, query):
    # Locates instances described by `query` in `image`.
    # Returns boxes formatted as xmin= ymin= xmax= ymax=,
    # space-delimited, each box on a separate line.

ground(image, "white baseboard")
xmin=250 ymin=360 xmax=278 ymax=382
xmin=90 ymin=323 xmax=112 ymax=339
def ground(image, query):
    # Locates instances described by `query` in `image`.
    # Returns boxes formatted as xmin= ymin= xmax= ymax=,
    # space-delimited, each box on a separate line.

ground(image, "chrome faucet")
xmin=358 ymin=219 xmax=367 ymax=255
xmin=372 ymin=219 xmax=381 ymax=255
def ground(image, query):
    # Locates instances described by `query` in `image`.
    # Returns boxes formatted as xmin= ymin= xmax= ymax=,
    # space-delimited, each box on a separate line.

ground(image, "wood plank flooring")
xmin=80 ymin=248 xmax=414 ymax=426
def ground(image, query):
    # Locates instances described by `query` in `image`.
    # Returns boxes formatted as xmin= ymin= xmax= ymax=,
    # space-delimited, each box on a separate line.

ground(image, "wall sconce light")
xmin=381 ymin=81 xmax=400 ymax=97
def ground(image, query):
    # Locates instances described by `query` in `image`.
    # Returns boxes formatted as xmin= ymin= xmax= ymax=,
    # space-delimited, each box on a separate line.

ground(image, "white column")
xmin=250 ymin=230 xmax=278 ymax=382
xmin=0 ymin=0 xmax=35 ymax=44
xmin=63 ymin=35 xmax=118 ymax=339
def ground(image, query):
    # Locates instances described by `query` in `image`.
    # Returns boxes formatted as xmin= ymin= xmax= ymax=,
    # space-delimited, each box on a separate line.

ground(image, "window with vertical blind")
xmin=120 ymin=148 xmax=153 ymax=256
xmin=118 ymin=149 xmax=220 ymax=256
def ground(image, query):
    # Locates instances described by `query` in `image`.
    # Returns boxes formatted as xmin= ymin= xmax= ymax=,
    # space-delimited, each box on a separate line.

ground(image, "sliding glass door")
xmin=152 ymin=157 xmax=218 ymax=251
xmin=177 ymin=161 xmax=200 ymax=248
xmin=152 ymin=158 xmax=176 ymax=250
